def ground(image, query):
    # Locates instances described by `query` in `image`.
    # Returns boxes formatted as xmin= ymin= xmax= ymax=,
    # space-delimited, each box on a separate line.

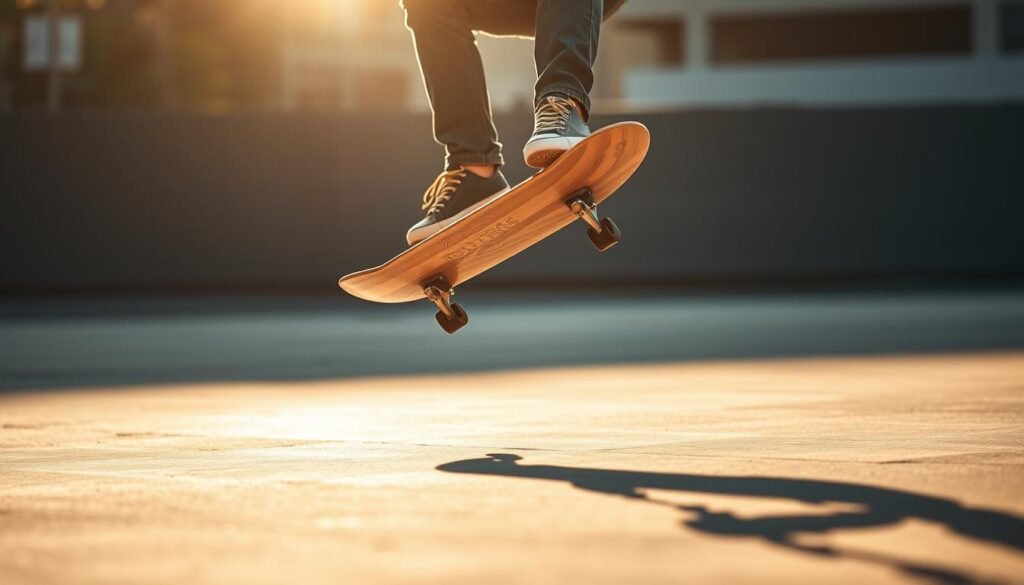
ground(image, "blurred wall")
xmin=1 ymin=106 xmax=1022 ymax=293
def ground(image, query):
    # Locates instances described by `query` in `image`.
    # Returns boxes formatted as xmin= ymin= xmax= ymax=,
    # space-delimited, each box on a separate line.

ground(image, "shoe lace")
xmin=421 ymin=167 xmax=467 ymax=214
xmin=534 ymin=96 xmax=574 ymax=134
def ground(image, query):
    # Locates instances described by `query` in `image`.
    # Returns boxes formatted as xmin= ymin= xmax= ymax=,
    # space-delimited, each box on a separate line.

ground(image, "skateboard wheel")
xmin=436 ymin=303 xmax=469 ymax=334
xmin=587 ymin=217 xmax=621 ymax=252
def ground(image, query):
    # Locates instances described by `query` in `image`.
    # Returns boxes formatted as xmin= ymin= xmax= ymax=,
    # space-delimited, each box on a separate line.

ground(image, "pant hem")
xmin=447 ymin=153 xmax=505 ymax=168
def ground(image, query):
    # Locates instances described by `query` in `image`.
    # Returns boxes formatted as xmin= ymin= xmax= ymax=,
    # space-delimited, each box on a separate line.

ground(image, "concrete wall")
xmin=1 ymin=106 xmax=1022 ymax=293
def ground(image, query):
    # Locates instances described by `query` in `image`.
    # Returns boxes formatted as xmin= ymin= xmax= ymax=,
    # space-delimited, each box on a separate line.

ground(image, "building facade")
xmin=602 ymin=0 xmax=1024 ymax=109
xmin=280 ymin=0 xmax=1024 ymax=113
xmin=4 ymin=0 xmax=1022 ymax=113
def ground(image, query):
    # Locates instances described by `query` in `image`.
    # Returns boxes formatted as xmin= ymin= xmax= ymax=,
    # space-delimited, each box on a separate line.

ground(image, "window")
xmin=615 ymin=19 xmax=686 ymax=66
xmin=710 ymin=4 xmax=972 ymax=65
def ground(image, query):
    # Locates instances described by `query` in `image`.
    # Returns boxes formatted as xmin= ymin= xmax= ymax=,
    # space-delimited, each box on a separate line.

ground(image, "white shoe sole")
xmin=523 ymin=134 xmax=585 ymax=168
xmin=406 ymin=187 xmax=510 ymax=246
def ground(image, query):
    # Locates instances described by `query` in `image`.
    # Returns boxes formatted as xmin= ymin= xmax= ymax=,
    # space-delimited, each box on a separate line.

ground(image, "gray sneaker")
xmin=406 ymin=166 xmax=510 ymax=246
xmin=523 ymin=94 xmax=591 ymax=168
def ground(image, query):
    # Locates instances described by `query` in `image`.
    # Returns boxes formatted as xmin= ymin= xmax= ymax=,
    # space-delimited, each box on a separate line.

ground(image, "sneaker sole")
xmin=406 ymin=188 xmax=510 ymax=246
xmin=523 ymin=135 xmax=584 ymax=169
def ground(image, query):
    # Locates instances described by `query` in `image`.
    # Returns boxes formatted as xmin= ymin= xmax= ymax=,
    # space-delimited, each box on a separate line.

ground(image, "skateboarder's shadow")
xmin=437 ymin=453 xmax=1024 ymax=585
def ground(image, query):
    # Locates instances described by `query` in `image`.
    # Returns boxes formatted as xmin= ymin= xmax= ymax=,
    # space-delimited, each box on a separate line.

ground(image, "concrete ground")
xmin=1 ymin=291 xmax=1023 ymax=584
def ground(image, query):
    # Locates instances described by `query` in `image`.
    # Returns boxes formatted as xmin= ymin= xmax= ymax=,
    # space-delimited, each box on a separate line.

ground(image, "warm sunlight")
xmin=288 ymin=0 xmax=397 ymax=35
xmin=1 ymin=1 xmax=1021 ymax=584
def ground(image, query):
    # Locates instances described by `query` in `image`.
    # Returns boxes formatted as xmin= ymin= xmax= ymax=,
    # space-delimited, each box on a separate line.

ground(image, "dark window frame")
xmin=710 ymin=4 xmax=973 ymax=66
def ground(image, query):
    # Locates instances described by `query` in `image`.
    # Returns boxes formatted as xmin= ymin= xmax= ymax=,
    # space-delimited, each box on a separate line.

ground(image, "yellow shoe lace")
xmin=422 ymin=167 xmax=467 ymax=214
xmin=534 ymin=96 xmax=574 ymax=134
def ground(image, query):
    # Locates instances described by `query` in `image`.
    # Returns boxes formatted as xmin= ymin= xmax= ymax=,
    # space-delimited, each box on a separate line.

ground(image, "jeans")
xmin=401 ymin=0 xmax=626 ymax=168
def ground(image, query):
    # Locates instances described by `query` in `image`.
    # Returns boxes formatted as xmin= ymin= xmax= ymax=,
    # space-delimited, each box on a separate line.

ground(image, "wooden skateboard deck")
xmin=338 ymin=121 xmax=650 ymax=332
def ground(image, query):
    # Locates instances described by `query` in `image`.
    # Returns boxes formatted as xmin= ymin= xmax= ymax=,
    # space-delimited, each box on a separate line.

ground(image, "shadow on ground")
xmin=437 ymin=454 xmax=1024 ymax=585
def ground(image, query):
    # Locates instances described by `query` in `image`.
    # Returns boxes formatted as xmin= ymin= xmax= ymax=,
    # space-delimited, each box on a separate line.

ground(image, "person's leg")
xmin=522 ymin=0 xmax=625 ymax=167
xmin=533 ymin=0 xmax=604 ymax=120
xmin=401 ymin=0 xmax=507 ymax=170
xmin=402 ymin=0 xmax=622 ymax=165
xmin=401 ymin=0 xmax=626 ymax=242
xmin=401 ymin=0 xmax=536 ymax=245
xmin=471 ymin=0 xmax=627 ymax=115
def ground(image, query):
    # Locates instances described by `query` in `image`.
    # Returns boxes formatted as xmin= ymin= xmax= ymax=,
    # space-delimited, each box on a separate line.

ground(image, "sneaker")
xmin=406 ymin=166 xmax=510 ymax=246
xmin=523 ymin=94 xmax=591 ymax=168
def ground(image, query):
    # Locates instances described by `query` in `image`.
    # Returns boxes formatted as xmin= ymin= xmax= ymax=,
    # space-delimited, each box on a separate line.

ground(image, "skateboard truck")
xmin=423 ymin=275 xmax=469 ymax=334
xmin=566 ymin=188 xmax=621 ymax=251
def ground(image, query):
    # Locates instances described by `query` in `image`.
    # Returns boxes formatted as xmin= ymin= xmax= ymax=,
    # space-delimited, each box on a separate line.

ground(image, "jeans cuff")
xmin=538 ymin=86 xmax=592 ymax=121
xmin=447 ymin=152 xmax=505 ymax=168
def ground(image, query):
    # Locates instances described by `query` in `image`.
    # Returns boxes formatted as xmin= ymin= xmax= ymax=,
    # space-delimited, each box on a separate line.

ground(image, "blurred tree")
xmin=169 ymin=0 xmax=283 ymax=112
xmin=173 ymin=28 xmax=232 ymax=112
xmin=0 ymin=0 xmax=286 ymax=112
xmin=0 ymin=5 xmax=12 ymax=111
xmin=78 ymin=0 xmax=160 ymax=108
xmin=1 ymin=0 xmax=162 ymax=109
xmin=0 ymin=1 xmax=22 ymax=110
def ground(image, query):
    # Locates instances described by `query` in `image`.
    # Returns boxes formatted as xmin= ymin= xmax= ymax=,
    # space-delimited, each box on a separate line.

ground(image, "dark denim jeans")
xmin=401 ymin=0 xmax=626 ymax=168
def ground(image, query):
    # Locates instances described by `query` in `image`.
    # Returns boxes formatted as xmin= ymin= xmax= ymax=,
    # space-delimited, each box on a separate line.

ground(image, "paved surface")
xmin=1 ymin=293 xmax=1023 ymax=584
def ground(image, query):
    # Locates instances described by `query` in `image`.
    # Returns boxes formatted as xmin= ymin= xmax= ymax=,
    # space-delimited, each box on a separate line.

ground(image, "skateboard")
xmin=338 ymin=121 xmax=650 ymax=333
